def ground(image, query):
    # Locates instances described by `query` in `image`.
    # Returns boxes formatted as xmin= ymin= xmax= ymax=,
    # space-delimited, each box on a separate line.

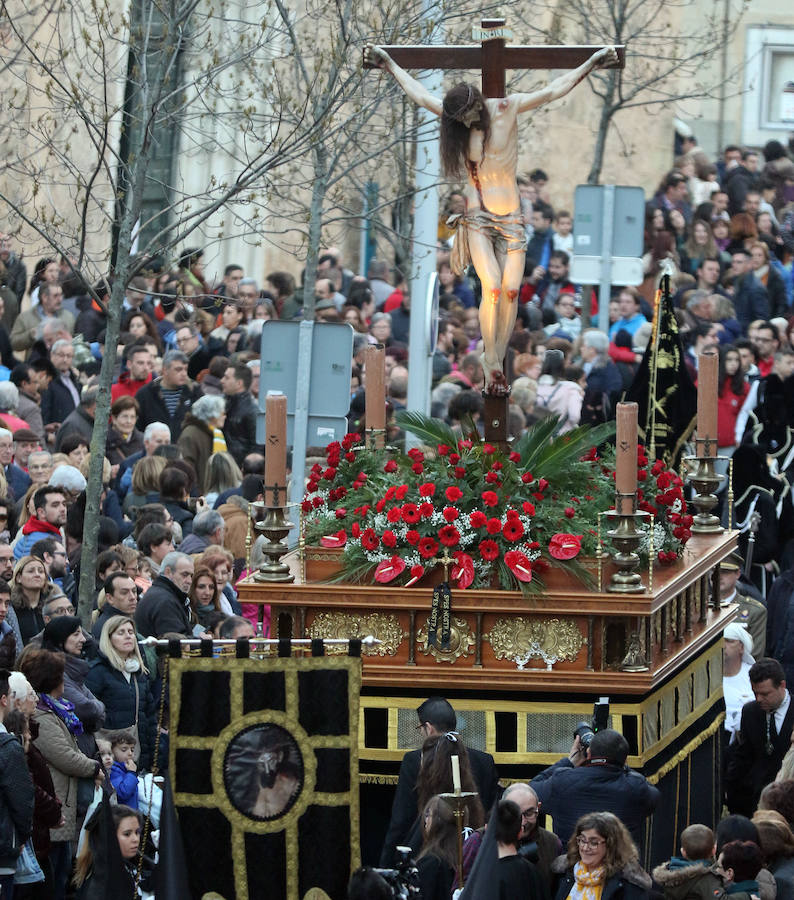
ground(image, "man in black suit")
xmin=379 ymin=696 xmax=499 ymax=866
xmin=725 ymin=657 xmax=794 ymax=816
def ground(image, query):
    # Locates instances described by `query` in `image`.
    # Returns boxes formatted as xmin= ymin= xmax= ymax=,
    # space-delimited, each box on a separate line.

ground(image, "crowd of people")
xmin=0 ymin=130 xmax=793 ymax=897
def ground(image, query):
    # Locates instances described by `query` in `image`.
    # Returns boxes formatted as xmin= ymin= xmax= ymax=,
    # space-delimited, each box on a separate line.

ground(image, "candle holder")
xmin=253 ymin=502 xmax=295 ymax=583
xmin=439 ymin=791 xmax=478 ymax=889
xmin=605 ymin=492 xmax=650 ymax=593
xmin=684 ymin=441 xmax=724 ymax=534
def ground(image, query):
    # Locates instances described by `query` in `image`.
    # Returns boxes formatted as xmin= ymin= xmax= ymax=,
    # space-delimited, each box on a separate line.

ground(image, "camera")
xmin=373 ymin=847 xmax=421 ymax=899
xmin=573 ymin=696 xmax=610 ymax=751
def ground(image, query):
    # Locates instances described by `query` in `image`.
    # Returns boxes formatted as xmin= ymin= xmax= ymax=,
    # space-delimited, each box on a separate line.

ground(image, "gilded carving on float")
xmin=486 ymin=617 xmax=585 ymax=670
xmin=416 ymin=616 xmax=475 ymax=663
xmin=306 ymin=612 xmax=405 ymax=656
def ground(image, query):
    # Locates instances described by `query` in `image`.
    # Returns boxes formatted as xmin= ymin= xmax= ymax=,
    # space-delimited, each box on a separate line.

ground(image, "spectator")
xmin=751 ymin=810 xmax=794 ymax=900
xmin=534 ymin=349 xmax=583 ymax=433
xmin=15 ymin=485 xmax=68 ymax=560
xmin=220 ymin=362 xmax=258 ymax=465
xmin=110 ymin=342 xmax=153 ymax=402
xmin=415 ymin=795 xmax=457 ymax=900
xmin=134 ymin=551 xmax=195 ymax=638
xmin=653 ymin=824 xmax=722 ymax=900
xmin=11 ymin=556 xmax=53 ymax=646
xmin=105 ymin=396 xmax=144 ymax=468
xmin=54 ymin=385 xmax=98 ymax=453
xmin=155 ymin=466 xmax=194 ymax=536
xmin=177 ymin=394 xmax=227 ymax=493
xmin=91 ymin=572 xmax=139 ymax=640
xmin=40 ymin=339 xmax=82 ymax=429
xmin=136 ymin=522 xmax=174 ymax=579
xmin=179 ymin=508 xmax=225 ymax=556
xmin=135 ymin=350 xmax=202 ymax=441
xmin=188 ymin=566 xmax=223 ymax=631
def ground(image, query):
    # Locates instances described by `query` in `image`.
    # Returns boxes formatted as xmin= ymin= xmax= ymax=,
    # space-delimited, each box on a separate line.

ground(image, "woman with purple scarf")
xmin=19 ymin=649 xmax=103 ymax=900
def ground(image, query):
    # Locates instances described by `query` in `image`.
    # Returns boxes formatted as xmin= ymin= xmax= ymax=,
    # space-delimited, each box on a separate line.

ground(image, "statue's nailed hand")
xmin=593 ymin=46 xmax=619 ymax=69
xmin=364 ymin=43 xmax=389 ymax=70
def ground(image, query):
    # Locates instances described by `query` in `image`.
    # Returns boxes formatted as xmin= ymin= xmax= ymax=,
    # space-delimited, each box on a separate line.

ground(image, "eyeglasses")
xmin=520 ymin=807 xmax=539 ymax=820
xmin=577 ymin=836 xmax=605 ymax=849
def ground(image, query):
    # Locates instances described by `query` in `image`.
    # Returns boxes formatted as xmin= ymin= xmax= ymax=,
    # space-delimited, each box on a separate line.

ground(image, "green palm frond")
xmin=395 ymin=410 xmax=458 ymax=449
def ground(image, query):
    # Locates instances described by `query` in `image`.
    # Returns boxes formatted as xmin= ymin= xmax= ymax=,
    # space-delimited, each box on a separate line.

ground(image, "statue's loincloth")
xmin=448 ymin=208 xmax=525 ymax=277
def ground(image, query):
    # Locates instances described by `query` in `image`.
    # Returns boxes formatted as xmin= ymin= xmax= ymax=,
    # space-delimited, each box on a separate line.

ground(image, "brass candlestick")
xmin=253 ymin=501 xmax=295 ymax=583
xmin=685 ymin=439 xmax=724 ymax=534
xmin=439 ymin=791 xmax=478 ymax=889
xmin=605 ymin=492 xmax=650 ymax=593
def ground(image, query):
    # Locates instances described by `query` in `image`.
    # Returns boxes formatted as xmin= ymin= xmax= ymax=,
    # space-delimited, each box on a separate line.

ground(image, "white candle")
xmin=451 ymin=754 xmax=461 ymax=794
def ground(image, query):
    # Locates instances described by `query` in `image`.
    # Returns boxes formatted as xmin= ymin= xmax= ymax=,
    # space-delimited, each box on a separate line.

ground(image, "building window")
xmin=743 ymin=26 xmax=794 ymax=145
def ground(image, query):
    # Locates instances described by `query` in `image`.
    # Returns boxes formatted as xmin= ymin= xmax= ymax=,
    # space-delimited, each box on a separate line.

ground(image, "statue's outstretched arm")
xmin=364 ymin=43 xmax=443 ymax=117
xmin=513 ymin=46 xmax=618 ymax=112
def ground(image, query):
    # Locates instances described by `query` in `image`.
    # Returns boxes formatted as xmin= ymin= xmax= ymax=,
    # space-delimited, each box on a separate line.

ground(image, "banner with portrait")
xmin=169 ymin=653 xmax=362 ymax=900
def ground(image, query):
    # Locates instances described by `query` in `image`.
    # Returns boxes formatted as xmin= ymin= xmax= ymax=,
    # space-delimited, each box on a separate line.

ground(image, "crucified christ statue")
xmin=364 ymin=42 xmax=617 ymax=394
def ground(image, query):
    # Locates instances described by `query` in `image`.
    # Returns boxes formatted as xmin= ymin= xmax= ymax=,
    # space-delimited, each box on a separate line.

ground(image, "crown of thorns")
xmin=444 ymin=85 xmax=476 ymax=122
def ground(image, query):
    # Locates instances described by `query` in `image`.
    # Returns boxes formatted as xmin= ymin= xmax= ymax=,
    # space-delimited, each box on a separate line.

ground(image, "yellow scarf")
xmin=212 ymin=428 xmax=227 ymax=454
xmin=567 ymin=861 xmax=606 ymax=900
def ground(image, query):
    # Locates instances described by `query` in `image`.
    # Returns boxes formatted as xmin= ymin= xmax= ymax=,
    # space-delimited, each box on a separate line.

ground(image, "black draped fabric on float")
xmin=169 ymin=653 xmax=361 ymax=900
xmin=626 ymin=274 xmax=697 ymax=467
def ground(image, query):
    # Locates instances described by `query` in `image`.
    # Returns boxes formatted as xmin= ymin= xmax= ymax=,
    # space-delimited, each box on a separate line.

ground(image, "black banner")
xmin=429 ymin=583 xmax=452 ymax=650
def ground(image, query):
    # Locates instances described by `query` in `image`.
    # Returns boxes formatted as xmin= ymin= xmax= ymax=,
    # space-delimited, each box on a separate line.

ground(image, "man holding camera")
xmin=530 ymin=728 xmax=659 ymax=848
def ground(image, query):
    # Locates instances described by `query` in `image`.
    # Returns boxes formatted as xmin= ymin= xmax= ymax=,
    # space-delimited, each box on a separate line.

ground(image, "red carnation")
xmin=454 ymin=467 xmax=466 ymax=479
xmin=345 ymin=452 xmax=356 ymax=463
xmin=482 ymin=490 xmax=499 ymax=507
xmin=418 ymin=537 xmax=439 ymax=559
xmin=407 ymin=448 xmax=424 ymax=462
xmin=374 ymin=556 xmax=406 ymax=583
xmin=419 ymin=483 xmax=436 ymax=497
xmin=469 ymin=511 xmax=487 ymax=528
xmin=301 ymin=500 xmax=312 ymax=513
xmin=503 ymin=519 xmax=524 ymax=542
xmin=335 ymin=508 xmax=347 ymax=519
xmin=384 ymin=460 xmax=398 ymax=473
xmin=395 ymin=485 xmax=409 ymax=500
xmin=479 ymin=539 xmax=499 ymax=561
xmin=437 ymin=444 xmax=450 ymax=456
xmin=375 ymin=499 xmax=386 ymax=513
xmin=439 ymin=525 xmax=461 ymax=547
xmin=405 ymin=529 xmax=420 ymax=545
xmin=445 ymin=486 xmax=463 ymax=502
xmin=504 ymin=550 xmax=533 ymax=582
xmin=548 ymin=533 xmax=583 ymax=560
xmin=351 ymin=522 xmax=360 ymax=538
xmin=412 ymin=462 xmax=424 ymax=475
xmin=382 ymin=530 xmax=397 ymax=548
xmin=522 ymin=501 xmax=535 ymax=516
xmin=312 ymin=497 xmax=323 ymax=508
xmin=485 ymin=472 xmax=499 ymax=484
xmin=486 ymin=517 xmax=502 ymax=535
xmin=385 ymin=486 xmax=396 ymax=500
xmin=443 ymin=506 xmax=459 ymax=522
xmin=386 ymin=507 xmax=402 ymax=523
xmin=323 ymin=467 xmax=336 ymax=481
xmin=361 ymin=528 xmax=379 ymax=551
xmin=419 ymin=502 xmax=435 ymax=518
xmin=402 ymin=503 xmax=420 ymax=524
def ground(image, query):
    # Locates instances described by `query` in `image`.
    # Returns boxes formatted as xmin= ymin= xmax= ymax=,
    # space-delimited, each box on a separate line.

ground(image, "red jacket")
xmin=111 ymin=370 xmax=153 ymax=401
xmin=717 ymin=381 xmax=749 ymax=447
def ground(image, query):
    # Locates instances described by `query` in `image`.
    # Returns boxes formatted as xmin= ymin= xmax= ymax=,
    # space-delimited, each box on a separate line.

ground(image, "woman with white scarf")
xmin=723 ymin=622 xmax=756 ymax=743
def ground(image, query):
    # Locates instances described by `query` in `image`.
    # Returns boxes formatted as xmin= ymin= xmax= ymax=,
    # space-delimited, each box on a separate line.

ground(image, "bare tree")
xmin=512 ymin=0 xmax=747 ymax=184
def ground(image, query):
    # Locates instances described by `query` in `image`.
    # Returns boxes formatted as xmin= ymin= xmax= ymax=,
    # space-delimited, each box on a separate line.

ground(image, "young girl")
xmin=718 ymin=346 xmax=750 ymax=450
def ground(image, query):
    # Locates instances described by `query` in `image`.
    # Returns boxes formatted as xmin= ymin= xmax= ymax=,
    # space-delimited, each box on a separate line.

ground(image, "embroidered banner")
xmin=169 ymin=655 xmax=361 ymax=899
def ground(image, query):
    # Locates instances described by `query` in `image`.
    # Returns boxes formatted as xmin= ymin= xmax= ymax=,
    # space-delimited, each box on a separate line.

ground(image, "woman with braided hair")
xmin=364 ymin=42 xmax=617 ymax=393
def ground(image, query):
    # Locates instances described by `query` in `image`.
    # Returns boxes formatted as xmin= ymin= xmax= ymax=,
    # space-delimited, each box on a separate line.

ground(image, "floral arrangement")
xmin=300 ymin=412 xmax=691 ymax=593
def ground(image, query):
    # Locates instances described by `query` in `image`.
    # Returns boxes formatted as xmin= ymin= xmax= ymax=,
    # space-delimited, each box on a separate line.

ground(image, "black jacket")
xmin=135 ymin=574 xmax=193 ymax=638
xmin=84 ymin=655 xmax=157 ymax=770
xmin=55 ymin=406 xmax=95 ymax=452
xmin=0 ymin=730 xmax=35 ymax=868
xmin=725 ymin=698 xmax=794 ymax=816
xmin=135 ymin=377 xmax=203 ymax=441
xmin=552 ymin=856 xmax=652 ymax=900
xmin=223 ymin=390 xmax=258 ymax=465
xmin=41 ymin=371 xmax=82 ymax=425
xmin=379 ymin=745 xmax=499 ymax=866
xmin=531 ymin=758 xmax=659 ymax=848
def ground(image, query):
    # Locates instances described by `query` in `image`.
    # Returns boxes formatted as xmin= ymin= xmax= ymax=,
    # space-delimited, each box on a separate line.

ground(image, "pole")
xmin=596 ymin=184 xmax=615 ymax=334
xmin=406 ymin=8 xmax=442 ymax=449
xmin=288 ymin=320 xmax=314 ymax=545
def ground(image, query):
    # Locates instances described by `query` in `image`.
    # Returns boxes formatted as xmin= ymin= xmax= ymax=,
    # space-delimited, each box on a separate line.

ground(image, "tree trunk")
xmin=302 ymin=142 xmax=329 ymax=319
xmin=587 ymin=70 xmax=617 ymax=185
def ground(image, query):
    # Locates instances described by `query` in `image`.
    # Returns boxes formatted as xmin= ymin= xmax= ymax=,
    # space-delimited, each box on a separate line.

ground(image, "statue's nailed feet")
xmin=484 ymin=371 xmax=510 ymax=397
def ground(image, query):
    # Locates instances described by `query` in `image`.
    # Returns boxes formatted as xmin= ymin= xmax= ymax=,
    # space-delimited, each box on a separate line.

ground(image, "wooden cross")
xmin=364 ymin=18 xmax=624 ymax=99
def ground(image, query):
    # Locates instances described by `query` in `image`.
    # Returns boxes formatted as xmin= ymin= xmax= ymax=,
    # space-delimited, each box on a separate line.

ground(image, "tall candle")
xmin=615 ymin=402 xmax=638 ymax=505
xmin=451 ymin=754 xmax=461 ymax=794
xmin=365 ymin=344 xmax=386 ymax=442
xmin=696 ymin=350 xmax=718 ymax=457
xmin=265 ymin=392 xmax=288 ymax=508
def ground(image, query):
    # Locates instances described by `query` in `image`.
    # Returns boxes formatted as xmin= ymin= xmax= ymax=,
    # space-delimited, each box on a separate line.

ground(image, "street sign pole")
xmin=597 ymin=184 xmax=615 ymax=334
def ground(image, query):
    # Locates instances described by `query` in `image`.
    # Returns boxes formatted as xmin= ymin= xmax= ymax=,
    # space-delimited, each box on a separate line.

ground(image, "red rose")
xmin=437 ymin=444 xmax=450 ymax=456
xmin=491 ymin=461 xmax=503 ymax=471
xmin=439 ymin=525 xmax=461 ymax=547
xmin=537 ymin=478 xmax=549 ymax=492
xmin=419 ymin=502 xmax=434 ymax=518
xmin=418 ymin=537 xmax=439 ymax=559
xmin=637 ymin=470 xmax=647 ymax=481
xmin=479 ymin=539 xmax=499 ymax=561
xmin=521 ymin=471 xmax=533 ymax=483
xmin=482 ymin=490 xmax=498 ymax=507
xmin=449 ymin=453 xmax=460 ymax=464
xmin=361 ymin=528 xmax=379 ymax=551
xmin=503 ymin=519 xmax=524 ymax=542
xmin=522 ymin=502 xmax=535 ymax=516
xmin=386 ymin=507 xmax=401 ymax=523
xmin=323 ymin=467 xmax=336 ymax=480
xmin=405 ymin=529 xmax=420 ymax=545
xmin=335 ymin=508 xmax=347 ymax=519
xmin=443 ymin=506 xmax=459 ymax=522
xmin=312 ymin=497 xmax=323 ymax=508
xmin=469 ymin=511 xmax=487 ymax=528
xmin=564 ymin=507 xmax=575 ymax=519
xmin=412 ymin=462 xmax=424 ymax=475
xmin=445 ymin=486 xmax=463 ymax=502
xmin=301 ymin=500 xmax=312 ymax=513
xmin=451 ymin=552 xmax=474 ymax=589
xmin=384 ymin=460 xmax=398 ymax=473
xmin=382 ymin=530 xmax=397 ymax=548
xmin=345 ymin=452 xmax=356 ymax=463
xmin=419 ymin=483 xmax=436 ymax=497
xmin=351 ymin=522 xmax=360 ymax=538
xmin=486 ymin=517 xmax=502 ymax=535
xmin=504 ymin=550 xmax=533 ymax=582
xmin=485 ymin=472 xmax=499 ymax=484
xmin=454 ymin=467 xmax=466 ymax=479
xmin=509 ymin=452 xmax=521 ymax=463
xmin=458 ymin=440 xmax=472 ymax=450
xmin=374 ymin=556 xmax=406 ymax=583
xmin=407 ymin=448 xmax=424 ymax=462
xmin=483 ymin=443 xmax=496 ymax=455
xmin=402 ymin=503 xmax=420 ymax=524
xmin=548 ymin=533 xmax=583 ymax=560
